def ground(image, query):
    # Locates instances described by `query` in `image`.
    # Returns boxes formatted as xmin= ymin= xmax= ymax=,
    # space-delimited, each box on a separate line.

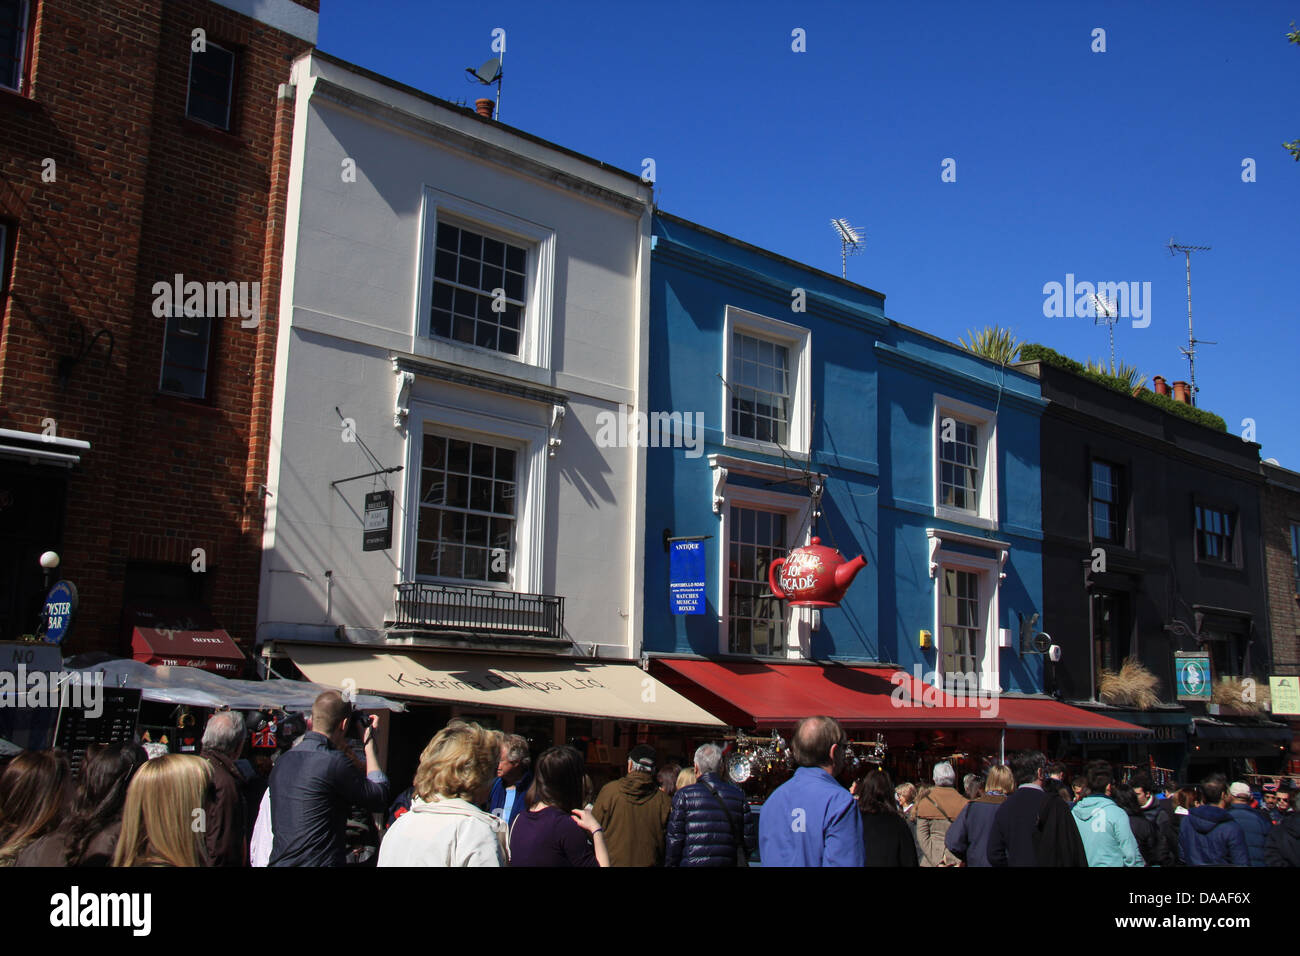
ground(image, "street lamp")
xmin=40 ymin=551 xmax=60 ymax=590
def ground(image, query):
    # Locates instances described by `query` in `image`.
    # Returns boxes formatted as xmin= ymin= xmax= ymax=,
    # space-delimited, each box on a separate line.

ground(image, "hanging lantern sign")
xmin=768 ymin=537 xmax=867 ymax=608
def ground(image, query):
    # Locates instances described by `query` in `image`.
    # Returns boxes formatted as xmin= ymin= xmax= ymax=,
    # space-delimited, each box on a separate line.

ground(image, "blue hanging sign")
xmin=669 ymin=539 xmax=707 ymax=615
xmin=1175 ymin=651 xmax=1211 ymax=701
xmin=42 ymin=580 xmax=78 ymax=645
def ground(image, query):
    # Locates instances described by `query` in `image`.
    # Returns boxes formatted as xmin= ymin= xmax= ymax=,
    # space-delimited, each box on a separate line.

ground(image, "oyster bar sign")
xmin=768 ymin=537 xmax=867 ymax=608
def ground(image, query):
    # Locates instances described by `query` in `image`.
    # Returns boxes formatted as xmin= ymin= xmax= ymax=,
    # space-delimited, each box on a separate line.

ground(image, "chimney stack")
xmin=1153 ymin=376 xmax=1170 ymax=397
xmin=1171 ymin=380 xmax=1191 ymax=404
xmin=475 ymin=98 xmax=495 ymax=120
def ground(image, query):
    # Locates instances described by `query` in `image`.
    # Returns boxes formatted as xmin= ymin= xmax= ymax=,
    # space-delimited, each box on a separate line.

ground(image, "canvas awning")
xmin=649 ymin=659 xmax=1005 ymax=729
xmin=283 ymin=644 xmax=725 ymax=728
xmin=995 ymin=697 xmax=1153 ymax=734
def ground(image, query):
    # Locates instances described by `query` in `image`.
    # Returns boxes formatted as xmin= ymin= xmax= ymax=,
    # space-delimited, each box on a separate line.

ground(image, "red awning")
xmin=131 ymin=627 xmax=245 ymax=676
xmin=993 ymin=697 xmax=1152 ymax=734
xmin=650 ymin=659 xmax=1005 ymax=729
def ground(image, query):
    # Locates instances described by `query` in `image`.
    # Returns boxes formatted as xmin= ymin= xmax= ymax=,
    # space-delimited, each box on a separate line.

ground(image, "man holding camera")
xmin=268 ymin=691 xmax=390 ymax=867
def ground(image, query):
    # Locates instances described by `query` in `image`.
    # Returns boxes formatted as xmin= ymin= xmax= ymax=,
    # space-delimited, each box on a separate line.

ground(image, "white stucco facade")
xmin=257 ymin=53 xmax=652 ymax=659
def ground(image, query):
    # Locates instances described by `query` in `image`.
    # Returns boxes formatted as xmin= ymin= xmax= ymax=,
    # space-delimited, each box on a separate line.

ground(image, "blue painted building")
xmin=643 ymin=212 xmax=1047 ymax=703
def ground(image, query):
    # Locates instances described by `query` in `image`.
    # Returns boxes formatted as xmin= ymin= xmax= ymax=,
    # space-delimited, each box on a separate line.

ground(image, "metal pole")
xmin=1184 ymin=250 xmax=1194 ymax=405
xmin=1000 ymin=728 xmax=1005 ymax=765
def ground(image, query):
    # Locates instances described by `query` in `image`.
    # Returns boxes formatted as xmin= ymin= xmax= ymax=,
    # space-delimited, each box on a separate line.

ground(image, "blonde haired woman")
xmin=113 ymin=754 xmax=212 ymax=867
xmin=676 ymin=767 xmax=697 ymax=790
xmin=377 ymin=722 xmax=507 ymax=867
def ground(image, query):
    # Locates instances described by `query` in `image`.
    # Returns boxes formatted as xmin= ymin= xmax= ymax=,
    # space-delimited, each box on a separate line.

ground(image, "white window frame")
xmin=1 ymin=0 xmax=30 ymax=94
xmin=716 ymin=481 xmax=812 ymax=660
xmin=402 ymin=401 xmax=548 ymax=595
xmin=413 ymin=187 xmax=555 ymax=371
xmin=184 ymin=39 xmax=236 ymax=131
xmin=722 ymin=305 xmax=811 ymax=458
xmin=931 ymin=548 xmax=1001 ymax=695
xmin=932 ymin=393 xmax=998 ymax=530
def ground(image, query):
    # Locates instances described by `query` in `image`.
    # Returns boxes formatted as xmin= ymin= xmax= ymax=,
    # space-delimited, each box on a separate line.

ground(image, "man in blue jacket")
xmin=1226 ymin=781 xmax=1272 ymax=866
xmin=757 ymin=716 xmax=863 ymax=867
xmin=487 ymin=733 xmax=532 ymax=828
xmin=1180 ymin=776 xmax=1248 ymax=866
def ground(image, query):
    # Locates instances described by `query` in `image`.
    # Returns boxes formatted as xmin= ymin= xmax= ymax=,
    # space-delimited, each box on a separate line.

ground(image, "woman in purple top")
xmin=508 ymin=746 xmax=609 ymax=867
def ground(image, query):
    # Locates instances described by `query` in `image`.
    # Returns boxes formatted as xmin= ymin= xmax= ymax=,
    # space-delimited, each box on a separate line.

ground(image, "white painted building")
xmin=257 ymin=51 xmax=655 ymax=672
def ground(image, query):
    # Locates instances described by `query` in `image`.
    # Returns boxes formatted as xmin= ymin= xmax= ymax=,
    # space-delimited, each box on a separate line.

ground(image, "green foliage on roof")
xmin=1020 ymin=343 xmax=1227 ymax=432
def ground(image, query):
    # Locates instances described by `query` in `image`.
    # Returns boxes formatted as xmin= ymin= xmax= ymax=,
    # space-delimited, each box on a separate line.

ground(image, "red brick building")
xmin=0 ymin=0 xmax=317 ymax=660
xmin=1262 ymin=461 xmax=1300 ymax=773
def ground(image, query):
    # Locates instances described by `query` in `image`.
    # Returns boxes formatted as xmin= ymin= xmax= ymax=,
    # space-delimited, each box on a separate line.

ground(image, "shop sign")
xmin=363 ymin=490 xmax=393 ymax=551
xmin=767 ymin=537 xmax=867 ymax=608
xmin=1071 ymin=725 xmax=1181 ymax=744
xmin=668 ymin=539 xmax=706 ymax=615
xmin=1270 ymin=675 xmax=1300 ymax=716
xmin=42 ymin=581 xmax=78 ymax=645
xmin=1175 ymin=652 xmax=1211 ymax=701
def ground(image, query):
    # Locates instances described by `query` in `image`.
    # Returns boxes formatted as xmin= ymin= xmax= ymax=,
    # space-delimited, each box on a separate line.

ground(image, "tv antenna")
xmin=830 ymin=219 xmax=864 ymax=279
xmin=465 ymin=55 xmax=503 ymax=121
xmin=1090 ymin=293 xmax=1118 ymax=372
xmin=1166 ymin=238 xmax=1214 ymax=406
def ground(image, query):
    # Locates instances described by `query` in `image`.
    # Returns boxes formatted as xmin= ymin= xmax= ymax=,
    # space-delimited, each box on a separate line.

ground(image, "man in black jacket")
xmin=987 ymin=750 xmax=1086 ymax=867
xmin=268 ymin=691 xmax=390 ymax=867
xmin=201 ymin=709 xmax=249 ymax=866
xmin=664 ymin=743 xmax=757 ymax=866
xmin=1132 ymin=771 xmax=1178 ymax=866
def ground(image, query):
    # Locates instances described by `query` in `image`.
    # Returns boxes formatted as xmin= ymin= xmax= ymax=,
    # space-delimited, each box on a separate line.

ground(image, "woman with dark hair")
xmin=0 ymin=750 xmax=70 ymax=866
xmin=508 ymin=745 xmax=609 ymax=867
xmin=1111 ymin=781 xmax=1157 ymax=866
xmin=17 ymin=743 xmax=148 ymax=867
xmin=855 ymin=769 xmax=918 ymax=867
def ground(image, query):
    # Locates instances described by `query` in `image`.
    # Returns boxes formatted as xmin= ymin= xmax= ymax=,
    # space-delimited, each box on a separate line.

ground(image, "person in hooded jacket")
xmin=664 ymin=743 xmax=755 ymax=867
xmin=1180 ymin=776 xmax=1248 ymax=866
xmin=591 ymin=744 xmax=671 ymax=866
xmin=945 ymin=764 xmax=1013 ymax=867
xmin=1131 ymin=771 xmax=1178 ymax=866
xmin=1225 ymin=781 xmax=1272 ymax=866
xmin=1111 ymin=782 xmax=1159 ymax=866
xmin=1070 ymin=761 xmax=1142 ymax=867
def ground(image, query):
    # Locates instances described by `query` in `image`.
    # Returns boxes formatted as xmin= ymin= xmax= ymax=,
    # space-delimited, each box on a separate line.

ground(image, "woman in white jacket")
xmin=377 ymin=722 xmax=508 ymax=867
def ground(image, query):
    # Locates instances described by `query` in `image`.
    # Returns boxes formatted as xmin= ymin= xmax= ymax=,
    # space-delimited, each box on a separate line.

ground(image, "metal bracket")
xmin=712 ymin=466 xmax=728 ymax=514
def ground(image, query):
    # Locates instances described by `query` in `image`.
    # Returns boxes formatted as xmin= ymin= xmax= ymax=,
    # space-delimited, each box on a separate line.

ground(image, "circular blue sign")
xmin=42 ymin=580 xmax=78 ymax=644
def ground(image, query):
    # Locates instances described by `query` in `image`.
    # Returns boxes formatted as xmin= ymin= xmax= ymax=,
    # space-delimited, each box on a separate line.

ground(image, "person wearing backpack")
xmin=987 ymin=750 xmax=1087 ymax=867
xmin=664 ymin=743 xmax=755 ymax=866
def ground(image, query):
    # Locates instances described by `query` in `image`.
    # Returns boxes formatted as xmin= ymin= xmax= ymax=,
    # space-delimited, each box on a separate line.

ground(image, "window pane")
xmin=187 ymin=45 xmax=235 ymax=129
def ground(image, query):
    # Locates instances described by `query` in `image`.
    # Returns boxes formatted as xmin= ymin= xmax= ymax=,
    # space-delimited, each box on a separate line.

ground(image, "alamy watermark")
xmin=594 ymin=405 xmax=704 ymax=458
xmin=1042 ymin=274 xmax=1150 ymax=328
xmin=890 ymin=665 xmax=999 ymax=718
xmin=151 ymin=273 xmax=260 ymax=328
xmin=0 ymin=665 xmax=103 ymax=718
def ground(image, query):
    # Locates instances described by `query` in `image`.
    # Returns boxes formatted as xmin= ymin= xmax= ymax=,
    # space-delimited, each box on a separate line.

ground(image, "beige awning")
xmin=284 ymin=644 xmax=725 ymax=728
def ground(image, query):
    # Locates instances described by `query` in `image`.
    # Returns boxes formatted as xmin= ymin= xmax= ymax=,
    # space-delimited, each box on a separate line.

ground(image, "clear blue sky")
xmin=319 ymin=1 xmax=1300 ymax=468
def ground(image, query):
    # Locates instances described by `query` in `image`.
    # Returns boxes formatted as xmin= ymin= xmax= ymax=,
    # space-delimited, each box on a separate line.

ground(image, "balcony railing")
xmin=393 ymin=582 xmax=565 ymax=642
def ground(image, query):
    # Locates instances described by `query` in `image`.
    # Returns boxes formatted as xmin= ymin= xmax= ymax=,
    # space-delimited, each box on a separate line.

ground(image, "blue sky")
xmin=319 ymin=1 xmax=1300 ymax=468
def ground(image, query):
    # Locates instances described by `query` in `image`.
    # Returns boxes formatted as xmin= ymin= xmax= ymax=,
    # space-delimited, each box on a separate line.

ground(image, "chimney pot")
xmin=1153 ymin=375 xmax=1170 ymax=397
xmin=1171 ymin=380 xmax=1191 ymax=404
xmin=475 ymin=98 xmax=495 ymax=119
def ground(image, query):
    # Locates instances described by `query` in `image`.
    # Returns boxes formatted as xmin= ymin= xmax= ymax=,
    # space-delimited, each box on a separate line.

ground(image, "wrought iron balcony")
xmin=393 ymin=582 xmax=565 ymax=642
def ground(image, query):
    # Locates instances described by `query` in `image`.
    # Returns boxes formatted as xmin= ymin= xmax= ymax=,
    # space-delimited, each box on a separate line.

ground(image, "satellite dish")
xmin=467 ymin=57 xmax=502 ymax=85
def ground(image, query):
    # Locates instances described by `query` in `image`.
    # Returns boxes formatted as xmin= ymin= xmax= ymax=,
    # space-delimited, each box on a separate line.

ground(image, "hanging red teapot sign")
xmin=767 ymin=537 xmax=867 ymax=608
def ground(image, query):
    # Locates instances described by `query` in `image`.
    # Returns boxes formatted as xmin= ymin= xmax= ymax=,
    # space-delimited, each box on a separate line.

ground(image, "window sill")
xmin=181 ymin=116 xmax=246 ymax=150
xmin=154 ymin=393 xmax=223 ymax=417
xmin=0 ymin=86 xmax=40 ymax=114
xmin=722 ymin=434 xmax=809 ymax=461
xmin=1194 ymin=558 xmax=1242 ymax=572
xmin=933 ymin=505 xmax=997 ymax=532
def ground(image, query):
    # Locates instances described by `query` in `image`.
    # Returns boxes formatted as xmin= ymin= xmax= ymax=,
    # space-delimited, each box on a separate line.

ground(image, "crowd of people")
xmin=1 ymin=700 xmax=1297 ymax=867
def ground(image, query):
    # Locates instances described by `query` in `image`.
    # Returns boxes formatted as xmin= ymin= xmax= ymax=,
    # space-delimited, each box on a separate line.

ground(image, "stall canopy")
xmin=75 ymin=659 xmax=403 ymax=712
xmin=650 ymin=659 xmax=1006 ymax=729
xmin=284 ymin=644 xmax=725 ymax=728
xmin=129 ymin=607 xmax=244 ymax=676
xmin=994 ymin=697 xmax=1153 ymax=735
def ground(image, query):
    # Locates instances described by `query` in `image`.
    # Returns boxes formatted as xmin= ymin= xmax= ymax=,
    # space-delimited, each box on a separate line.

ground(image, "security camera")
xmin=1048 ymin=644 xmax=1062 ymax=663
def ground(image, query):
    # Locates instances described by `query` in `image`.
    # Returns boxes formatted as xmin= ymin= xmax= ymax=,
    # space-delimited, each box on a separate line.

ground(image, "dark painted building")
xmin=1261 ymin=461 xmax=1300 ymax=776
xmin=1021 ymin=359 xmax=1289 ymax=781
